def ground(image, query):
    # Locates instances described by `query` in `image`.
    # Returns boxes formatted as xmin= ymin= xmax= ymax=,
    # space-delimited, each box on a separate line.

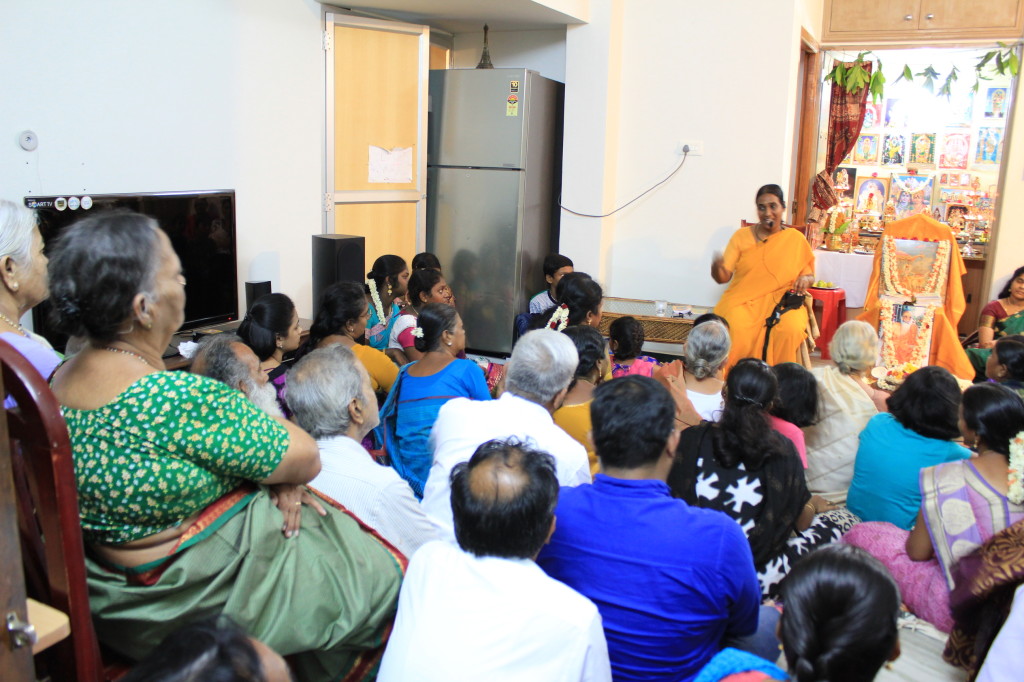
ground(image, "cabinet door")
xmin=921 ymin=0 xmax=1021 ymax=30
xmin=828 ymin=0 xmax=919 ymax=33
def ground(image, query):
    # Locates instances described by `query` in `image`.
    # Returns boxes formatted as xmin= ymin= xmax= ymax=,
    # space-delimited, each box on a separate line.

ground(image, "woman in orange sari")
xmin=712 ymin=185 xmax=814 ymax=367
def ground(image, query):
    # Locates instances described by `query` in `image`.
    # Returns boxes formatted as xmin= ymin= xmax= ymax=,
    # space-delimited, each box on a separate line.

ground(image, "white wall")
xmin=0 ymin=0 xmax=326 ymax=317
xmin=560 ymin=0 xmax=807 ymax=305
xmin=452 ymin=29 xmax=567 ymax=82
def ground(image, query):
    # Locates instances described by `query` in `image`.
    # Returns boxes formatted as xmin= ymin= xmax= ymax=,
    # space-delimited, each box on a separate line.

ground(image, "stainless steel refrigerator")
xmin=427 ymin=68 xmax=563 ymax=356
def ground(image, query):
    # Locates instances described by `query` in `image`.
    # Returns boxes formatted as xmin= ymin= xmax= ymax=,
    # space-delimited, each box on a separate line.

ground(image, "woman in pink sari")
xmin=844 ymin=383 xmax=1024 ymax=631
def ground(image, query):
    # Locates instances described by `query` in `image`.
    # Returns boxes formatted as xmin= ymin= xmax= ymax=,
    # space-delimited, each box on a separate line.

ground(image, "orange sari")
xmin=856 ymin=214 xmax=973 ymax=380
xmin=714 ymin=226 xmax=814 ymax=367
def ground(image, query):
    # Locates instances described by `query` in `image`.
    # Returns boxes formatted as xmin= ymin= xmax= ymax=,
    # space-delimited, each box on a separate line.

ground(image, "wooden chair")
xmin=1 ymin=338 xmax=127 ymax=681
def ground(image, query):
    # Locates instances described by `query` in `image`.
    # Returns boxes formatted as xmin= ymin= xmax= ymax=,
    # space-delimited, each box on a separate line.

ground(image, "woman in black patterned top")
xmin=667 ymin=358 xmax=857 ymax=597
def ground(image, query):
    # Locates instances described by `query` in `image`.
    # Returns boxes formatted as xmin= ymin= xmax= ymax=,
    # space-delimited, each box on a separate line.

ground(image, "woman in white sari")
xmin=803 ymin=321 xmax=888 ymax=501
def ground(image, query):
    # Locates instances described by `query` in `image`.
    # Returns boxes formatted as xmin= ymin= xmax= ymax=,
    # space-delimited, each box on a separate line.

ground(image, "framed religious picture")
xmin=863 ymin=103 xmax=882 ymax=129
xmin=909 ymin=133 xmax=935 ymax=166
xmin=890 ymin=174 xmax=934 ymax=219
xmin=854 ymin=176 xmax=889 ymax=213
xmin=833 ymin=166 xmax=856 ymax=195
xmin=986 ymin=87 xmax=1008 ymax=118
xmin=939 ymin=188 xmax=966 ymax=204
xmin=949 ymin=173 xmax=959 ymax=187
xmin=939 ymin=173 xmax=949 ymax=185
xmin=962 ymin=173 xmax=972 ymax=186
xmin=853 ymin=134 xmax=880 ymax=164
xmin=882 ymin=134 xmax=906 ymax=166
xmin=878 ymin=300 xmax=936 ymax=369
xmin=884 ymin=99 xmax=909 ymax=128
xmin=939 ymin=132 xmax=970 ymax=170
xmin=974 ymin=127 xmax=1003 ymax=165
xmin=879 ymin=236 xmax=951 ymax=299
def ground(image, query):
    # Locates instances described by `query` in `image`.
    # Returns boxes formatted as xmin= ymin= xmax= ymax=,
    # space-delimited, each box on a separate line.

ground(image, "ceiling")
xmin=325 ymin=0 xmax=586 ymax=34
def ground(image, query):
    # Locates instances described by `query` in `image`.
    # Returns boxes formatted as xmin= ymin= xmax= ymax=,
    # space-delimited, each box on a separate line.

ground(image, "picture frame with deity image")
xmin=884 ymin=99 xmax=909 ymax=128
xmin=882 ymin=133 xmax=907 ymax=166
xmin=862 ymin=103 xmax=882 ymax=129
xmin=974 ymin=127 xmax=1004 ymax=166
xmin=986 ymin=87 xmax=1008 ymax=118
xmin=879 ymin=236 xmax=951 ymax=300
xmin=853 ymin=134 xmax=880 ymax=164
xmin=939 ymin=132 xmax=971 ymax=170
xmin=909 ymin=133 xmax=935 ymax=166
xmin=878 ymin=301 xmax=936 ymax=369
xmin=854 ymin=176 xmax=889 ymax=213
xmin=889 ymin=174 xmax=935 ymax=220
xmin=832 ymin=166 xmax=857 ymax=198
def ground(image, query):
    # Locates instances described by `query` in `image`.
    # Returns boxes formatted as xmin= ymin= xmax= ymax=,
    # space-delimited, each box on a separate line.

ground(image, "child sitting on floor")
xmin=609 ymin=316 xmax=659 ymax=378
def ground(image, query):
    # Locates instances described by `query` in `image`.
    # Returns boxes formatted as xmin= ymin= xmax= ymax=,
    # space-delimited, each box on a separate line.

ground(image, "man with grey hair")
xmin=420 ymin=329 xmax=591 ymax=541
xmin=286 ymin=344 xmax=438 ymax=557
xmin=192 ymin=333 xmax=283 ymax=417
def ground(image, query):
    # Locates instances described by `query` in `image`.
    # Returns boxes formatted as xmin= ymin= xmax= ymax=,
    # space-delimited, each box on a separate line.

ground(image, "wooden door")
xmin=325 ymin=14 xmax=429 ymax=268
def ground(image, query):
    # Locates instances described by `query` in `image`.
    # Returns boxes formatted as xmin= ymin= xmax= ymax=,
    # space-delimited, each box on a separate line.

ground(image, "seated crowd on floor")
xmin=3 ymin=197 xmax=1024 ymax=682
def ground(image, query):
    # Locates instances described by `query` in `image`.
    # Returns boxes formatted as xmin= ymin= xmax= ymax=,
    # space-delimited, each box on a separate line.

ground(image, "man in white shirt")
xmin=286 ymin=345 xmax=438 ymax=558
xmin=420 ymin=329 xmax=591 ymax=540
xmin=378 ymin=438 xmax=611 ymax=682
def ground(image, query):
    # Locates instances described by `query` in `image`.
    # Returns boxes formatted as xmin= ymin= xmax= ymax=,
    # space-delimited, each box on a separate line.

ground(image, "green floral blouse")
xmin=63 ymin=371 xmax=289 ymax=545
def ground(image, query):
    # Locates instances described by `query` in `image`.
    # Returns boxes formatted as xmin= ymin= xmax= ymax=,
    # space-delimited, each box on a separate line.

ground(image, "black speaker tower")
xmin=312 ymin=234 xmax=365 ymax=317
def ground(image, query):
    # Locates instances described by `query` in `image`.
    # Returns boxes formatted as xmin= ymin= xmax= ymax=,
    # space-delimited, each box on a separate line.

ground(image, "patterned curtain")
xmin=808 ymin=60 xmax=873 ymax=243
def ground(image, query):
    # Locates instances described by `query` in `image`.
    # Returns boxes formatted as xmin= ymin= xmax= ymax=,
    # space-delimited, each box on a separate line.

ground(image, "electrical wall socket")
xmin=678 ymin=140 xmax=703 ymax=156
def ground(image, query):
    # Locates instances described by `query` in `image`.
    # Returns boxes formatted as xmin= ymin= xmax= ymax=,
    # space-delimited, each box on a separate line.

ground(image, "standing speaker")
xmin=312 ymin=234 xmax=365 ymax=317
xmin=245 ymin=281 xmax=272 ymax=313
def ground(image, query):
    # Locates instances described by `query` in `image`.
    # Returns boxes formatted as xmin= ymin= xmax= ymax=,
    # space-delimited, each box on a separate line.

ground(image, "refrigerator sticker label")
xmin=510 ymin=81 xmax=519 ymax=93
xmin=506 ymin=94 xmax=519 ymax=117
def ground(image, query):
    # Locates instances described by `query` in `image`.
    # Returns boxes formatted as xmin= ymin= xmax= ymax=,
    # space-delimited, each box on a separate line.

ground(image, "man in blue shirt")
xmin=537 ymin=376 xmax=764 ymax=681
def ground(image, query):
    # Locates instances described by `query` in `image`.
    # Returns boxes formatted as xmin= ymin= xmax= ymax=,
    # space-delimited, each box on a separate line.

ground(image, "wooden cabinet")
xmin=959 ymin=258 xmax=988 ymax=337
xmin=824 ymin=0 xmax=1024 ymax=43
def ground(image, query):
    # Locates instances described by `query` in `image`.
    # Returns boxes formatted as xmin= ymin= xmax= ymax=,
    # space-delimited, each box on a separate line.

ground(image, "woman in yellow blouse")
xmin=711 ymin=184 xmax=814 ymax=367
xmin=553 ymin=325 xmax=609 ymax=474
xmin=302 ymin=280 xmax=399 ymax=397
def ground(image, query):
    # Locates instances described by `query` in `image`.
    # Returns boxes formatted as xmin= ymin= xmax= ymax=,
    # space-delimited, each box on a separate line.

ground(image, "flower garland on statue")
xmin=1008 ymin=432 xmax=1024 ymax=505
xmin=365 ymin=278 xmax=387 ymax=324
xmin=547 ymin=304 xmax=569 ymax=332
xmin=880 ymin=237 xmax=950 ymax=298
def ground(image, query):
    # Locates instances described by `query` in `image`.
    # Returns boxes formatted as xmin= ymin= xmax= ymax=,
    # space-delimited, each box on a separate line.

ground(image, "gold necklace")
xmin=0 ymin=310 xmax=27 ymax=335
xmin=104 ymin=346 xmax=153 ymax=368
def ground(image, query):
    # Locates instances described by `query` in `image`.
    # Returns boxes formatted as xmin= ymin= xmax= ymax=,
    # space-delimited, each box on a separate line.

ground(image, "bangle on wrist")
xmin=804 ymin=501 xmax=816 ymax=515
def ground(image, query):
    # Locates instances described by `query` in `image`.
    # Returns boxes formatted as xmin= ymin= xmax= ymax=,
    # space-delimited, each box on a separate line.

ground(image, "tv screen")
xmin=25 ymin=190 xmax=239 ymax=351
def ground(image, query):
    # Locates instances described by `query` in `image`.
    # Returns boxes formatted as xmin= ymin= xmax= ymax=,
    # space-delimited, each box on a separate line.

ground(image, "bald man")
xmin=378 ymin=439 xmax=611 ymax=682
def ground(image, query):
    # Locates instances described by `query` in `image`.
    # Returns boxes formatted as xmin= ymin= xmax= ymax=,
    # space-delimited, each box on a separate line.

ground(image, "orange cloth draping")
xmin=714 ymin=226 xmax=814 ymax=367
xmin=855 ymin=214 xmax=974 ymax=380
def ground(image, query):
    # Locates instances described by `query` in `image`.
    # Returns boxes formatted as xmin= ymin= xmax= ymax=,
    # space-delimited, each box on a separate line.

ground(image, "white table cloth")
xmin=814 ymin=250 xmax=874 ymax=308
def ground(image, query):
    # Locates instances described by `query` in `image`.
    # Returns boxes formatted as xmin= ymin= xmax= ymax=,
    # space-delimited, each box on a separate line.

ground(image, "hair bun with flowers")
xmin=547 ymin=304 xmax=569 ymax=332
xmin=1008 ymin=432 xmax=1024 ymax=505
xmin=411 ymin=326 xmax=424 ymax=338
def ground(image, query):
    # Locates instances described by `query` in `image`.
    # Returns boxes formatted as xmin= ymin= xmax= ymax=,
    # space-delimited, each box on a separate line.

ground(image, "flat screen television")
xmin=25 ymin=190 xmax=239 ymax=351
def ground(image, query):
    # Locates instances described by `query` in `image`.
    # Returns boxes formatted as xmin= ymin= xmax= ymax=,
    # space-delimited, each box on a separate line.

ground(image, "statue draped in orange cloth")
xmin=857 ymin=214 xmax=974 ymax=379
xmin=712 ymin=185 xmax=814 ymax=368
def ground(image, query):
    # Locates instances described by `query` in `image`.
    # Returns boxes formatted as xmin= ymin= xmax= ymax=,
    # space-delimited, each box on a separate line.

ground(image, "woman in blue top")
xmin=847 ymin=366 xmax=970 ymax=529
xmin=379 ymin=303 xmax=491 ymax=498
xmin=365 ymin=254 xmax=409 ymax=357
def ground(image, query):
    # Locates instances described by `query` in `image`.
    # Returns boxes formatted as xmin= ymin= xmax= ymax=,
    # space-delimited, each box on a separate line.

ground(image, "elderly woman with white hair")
xmin=0 ymin=199 xmax=60 ymax=391
xmin=683 ymin=320 xmax=731 ymax=422
xmin=803 ymin=320 xmax=888 ymax=501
